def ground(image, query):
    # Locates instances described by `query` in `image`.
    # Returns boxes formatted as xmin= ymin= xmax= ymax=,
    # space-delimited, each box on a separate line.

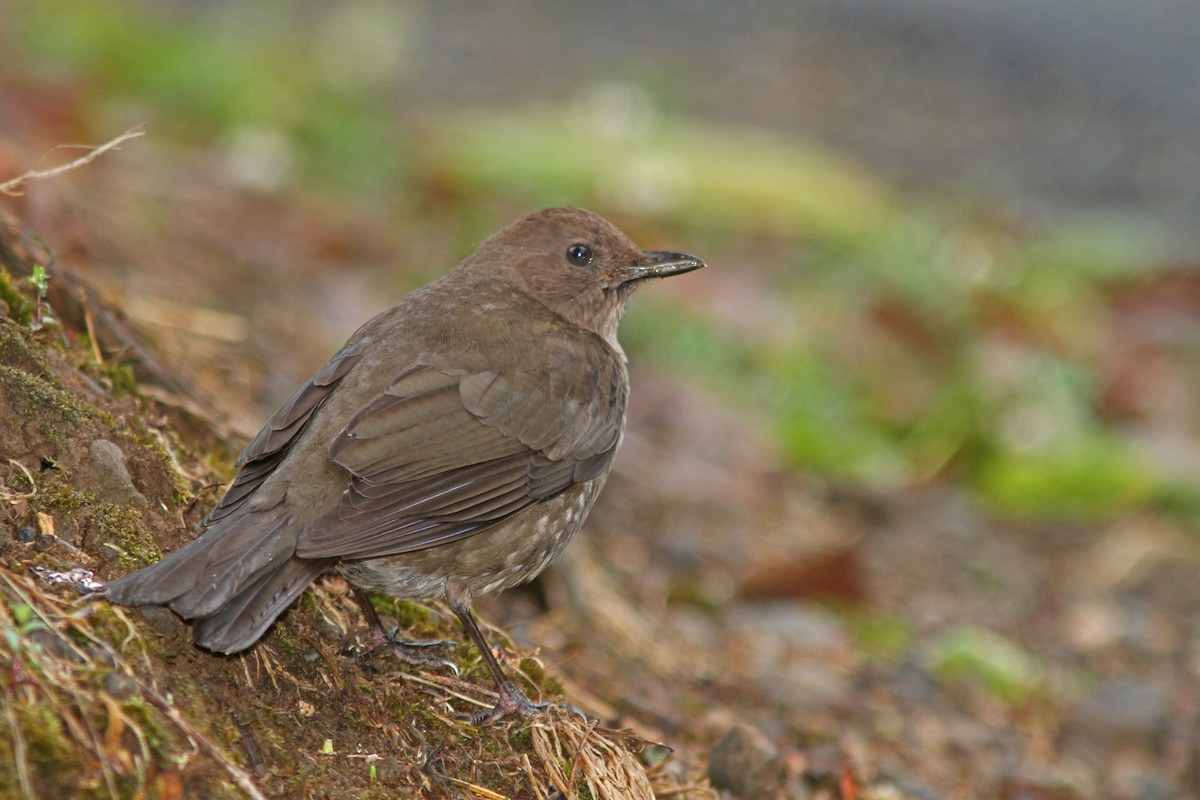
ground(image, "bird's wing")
xmin=295 ymin=333 xmax=625 ymax=561
xmin=203 ymin=342 xmax=366 ymax=526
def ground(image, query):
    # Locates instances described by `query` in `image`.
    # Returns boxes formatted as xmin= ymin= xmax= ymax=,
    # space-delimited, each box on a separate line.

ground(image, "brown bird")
xmin=100 ymin=207 xmax=704 ymax=722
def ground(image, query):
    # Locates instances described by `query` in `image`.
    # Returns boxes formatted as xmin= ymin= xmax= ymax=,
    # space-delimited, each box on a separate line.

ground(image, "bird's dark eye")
xmin=565 ymin=243 xmax=594 ymax=267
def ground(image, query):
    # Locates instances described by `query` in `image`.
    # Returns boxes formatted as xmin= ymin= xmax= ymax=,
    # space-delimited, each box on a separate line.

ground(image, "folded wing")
xmin=296 ymin=332 xmax=625 ymax=561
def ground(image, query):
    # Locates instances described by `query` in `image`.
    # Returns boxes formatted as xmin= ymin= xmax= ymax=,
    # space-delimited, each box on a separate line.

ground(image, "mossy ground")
xmin=0 ymin=219 xmax=696 ymax=799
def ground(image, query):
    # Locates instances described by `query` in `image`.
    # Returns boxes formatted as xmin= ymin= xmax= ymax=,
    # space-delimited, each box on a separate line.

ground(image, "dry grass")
xmin=0 ymin=553 xmax=716 ymax=798
xmin=0 ymin=563 xmax=263 ymax=799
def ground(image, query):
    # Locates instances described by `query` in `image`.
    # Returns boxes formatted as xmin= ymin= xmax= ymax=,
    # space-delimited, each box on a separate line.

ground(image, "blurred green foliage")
xmin=9 ymin=0 xmax=408 ymax=189
xmin=930 ymin=624 xmax=1046 ymax=706
xmin=6 ymin=0 xmax=1195 ymax=524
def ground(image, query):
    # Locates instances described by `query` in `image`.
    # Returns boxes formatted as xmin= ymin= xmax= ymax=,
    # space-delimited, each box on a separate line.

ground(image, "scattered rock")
xmin=80 ymin=438 xmax=147 ymax=508
xmin=724 ymin=601 xmax=853 ymax=708
xmin=98 ymin=542 xmax=123 ymax=563
xmin=725 ymin=601 xmax=848 ymax=653
xmin=1068 ymin=678 xmax=1168 ymax=742
xmin=802 ymin=741 xmax=848 ymax=787
xmin=137 ymin=605 xmax=185 ymax=639
xmin=708 ymin=723 xmax=787 ymax=800
xmin=104 ymin=672 xmax=138 ymax=700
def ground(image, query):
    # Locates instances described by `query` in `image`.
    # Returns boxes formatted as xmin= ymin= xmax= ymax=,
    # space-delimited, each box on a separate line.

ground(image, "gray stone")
xmin=80 ymin=439 xmax=147 ymax=508
xmin=1070 ymin=678 xmax=1168 ymax=740
xmin=104 ymin=672 xmax=139 ymax=700
xmin=137 ymin=606 xmax=184 ymax=638
xmin=708 ymin=723 xmax=787 ymax=800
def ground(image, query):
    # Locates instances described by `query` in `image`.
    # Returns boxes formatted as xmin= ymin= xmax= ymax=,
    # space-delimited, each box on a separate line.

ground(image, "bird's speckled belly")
xmin=334 ymin=478 xmax=606 ymax=601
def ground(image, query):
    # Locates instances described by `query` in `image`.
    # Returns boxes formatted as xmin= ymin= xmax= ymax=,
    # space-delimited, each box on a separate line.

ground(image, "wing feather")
xmin=296 ymin=333 xmax=625 ymax=561
xmin=204 ymin=343 xmax=365 ymax=526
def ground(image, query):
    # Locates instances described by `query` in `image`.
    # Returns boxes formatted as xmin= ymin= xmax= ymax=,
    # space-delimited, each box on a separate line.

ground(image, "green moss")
xmin=0 ymin=267 xmax=34 ymax=325
xmin=95 ymin=501 xmax=157 ymax=567
xmin=72 ymin=327 xmax=143 ymax=401
xmin=452 ymin=643 xmax=487 ymax=683
xmin=474 ymin=730 xmax=507 ymax=758
xmin=120 ymin=697 xmax=174 ymax=766
xmin=204 ymin=447 xmax=238 ymax=483
xmin=515 ymin=656 xmax=563 ymax=698
xmin=16 ymin=703 xmax=75 ymax=795
xmin=34 ymin=473 xmax=85 ymax=513
xmin=365 ymin=594 xmax=434 ymax=631
xmin=0 ymin=320 xmax=42 ymax=368
xmin=106 ymin=360 xmax=139 ymax=397
xmin=507 ymin=725 xmax=534 ymax=751
xmin=265 ymin=626 xmax=311 ymax=664
xmin=0 ymin=363 xmax=111 ymax=431
xmin=517 ymin=656 xmax=545 ymax=686
xmin=33 ymin=475 xmax=161 ymax=569
xmin=128 ymin=420 xmax=194 ymax=507
xmin=86 ymin=603 xmax=159 ymax=656
xmin=384 ymin=693 xmax=452 ymax=735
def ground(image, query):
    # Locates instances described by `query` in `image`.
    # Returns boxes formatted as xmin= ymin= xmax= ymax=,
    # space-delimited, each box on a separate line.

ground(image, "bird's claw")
xmin=368 ymin=625 xmax=457 ymax=651
xmin=353 ymin=633 xmax=460 ymax=676
xmin=457 ymin=684 xmax=589 ymax=726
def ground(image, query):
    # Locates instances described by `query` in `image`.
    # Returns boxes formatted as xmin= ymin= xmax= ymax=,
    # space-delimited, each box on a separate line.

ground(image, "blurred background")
xmin=2 ymin=0 xmax=1198 ymax=796
xmin=6 ymin=0 xmax=1200 ymax=515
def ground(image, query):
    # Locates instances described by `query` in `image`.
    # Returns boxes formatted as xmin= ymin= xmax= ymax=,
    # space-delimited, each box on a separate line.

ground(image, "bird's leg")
xmin=349 ymin=587 xmax=457 ymax=672
xmin=450 ymin=599 xmax=551 ymax=724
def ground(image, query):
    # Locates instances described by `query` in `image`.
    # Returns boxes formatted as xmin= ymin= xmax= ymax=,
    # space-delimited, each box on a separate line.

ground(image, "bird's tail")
xmin=192 ymin=556 xmax=333 ymax=653
xmin=100 ymin=510 xmax=334 ymax=654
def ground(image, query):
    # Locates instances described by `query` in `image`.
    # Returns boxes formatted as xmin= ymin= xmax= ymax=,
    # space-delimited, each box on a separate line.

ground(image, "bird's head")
xmin=460 ymin=207 xmax=705 ymax=343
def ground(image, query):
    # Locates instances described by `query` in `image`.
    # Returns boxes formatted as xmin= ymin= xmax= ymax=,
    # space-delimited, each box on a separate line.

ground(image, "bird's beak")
xmin=601 ymin=251 xmax=706 ymax=288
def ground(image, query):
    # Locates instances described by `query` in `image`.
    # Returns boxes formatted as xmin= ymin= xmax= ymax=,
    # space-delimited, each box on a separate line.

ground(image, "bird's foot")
xmin=459 ymin=683 xmax=588 ymax=726
xmin=351 ymin=628 xmax=460 ymax=675
xmin=368 ymin=624 xmax=458 ymax=652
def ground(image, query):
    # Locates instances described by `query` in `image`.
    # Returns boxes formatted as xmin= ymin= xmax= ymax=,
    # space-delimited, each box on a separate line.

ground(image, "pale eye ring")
xmin=565 ymin=243 xmax=594 ymax=266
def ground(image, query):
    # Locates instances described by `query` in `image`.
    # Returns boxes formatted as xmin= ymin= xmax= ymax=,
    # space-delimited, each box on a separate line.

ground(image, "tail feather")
xmin=102 ymin=508 xmax=331 ymax=652
xmin=168 ymin=517 xmax=294 ymax=619
xmin=193 ymin=556 xmax=334 ymax=654
xmin=102 ymin=510 xmax=293 ymax=617
xmin=101 ymin=531 xmax=225 ymax=608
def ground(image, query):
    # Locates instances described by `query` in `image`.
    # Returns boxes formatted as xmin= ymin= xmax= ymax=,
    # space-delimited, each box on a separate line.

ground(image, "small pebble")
xmin=708 ymin=723 xmax=786 ymax=800
xmin=1070 ymin=678 xmax=1168 ymax=741
xmin=137 ymin=606 xmax=184 ymax=638
xmin=105 ymin=672 xmax=139 ymax=700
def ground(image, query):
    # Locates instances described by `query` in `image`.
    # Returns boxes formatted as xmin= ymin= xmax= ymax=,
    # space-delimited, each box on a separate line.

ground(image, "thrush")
xmin=100 ymin=207 xmax=705 ymax=722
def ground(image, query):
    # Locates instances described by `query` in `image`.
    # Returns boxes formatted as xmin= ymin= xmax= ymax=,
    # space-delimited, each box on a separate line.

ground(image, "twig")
xmin=136 ymin=679 xmax=268 ymax=800
xmin=4 ymin=702 xmax=35 ymax=800
xmin=0 ymin=125 xmax=147 ymax=196
xmin=81 ymin=287 xmax=103 ymax=366
xmin=522 ymin=753 xmax=547 ymax=800
xmin=1 ymin=458 xmax=37 ymax=502
xmin=440 ymin=775 xmax=509 ymax=799
xmin=391 ymin=670 xmax=492 ymax=709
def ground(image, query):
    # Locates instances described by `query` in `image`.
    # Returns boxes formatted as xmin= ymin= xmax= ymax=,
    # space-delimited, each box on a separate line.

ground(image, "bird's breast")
xmin=334 ymin=478 xmax=608 ymax=602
